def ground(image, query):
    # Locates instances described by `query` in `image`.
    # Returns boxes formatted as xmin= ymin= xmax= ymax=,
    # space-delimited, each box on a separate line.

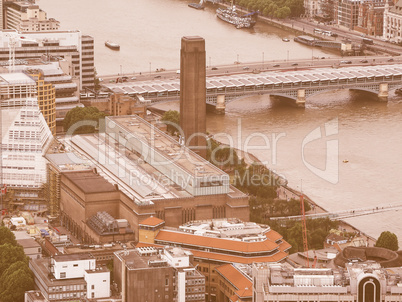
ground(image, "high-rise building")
xmin=4 ymin=1 xmax=60 ymax=32
xmin=0 ymin=72 xmax=53 ymax=209
xmin=0 ymin=30 xmax=95 ymax=90
xmin=180 ymin=36 xmax=207 ymax=158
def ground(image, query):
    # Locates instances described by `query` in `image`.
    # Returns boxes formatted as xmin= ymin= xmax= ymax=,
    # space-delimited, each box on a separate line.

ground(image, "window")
xmin=60 ymin=272 xmax=66 ymax=278
xmin=73 ymin=264 xmax=78 ymax=267
xmin=165 ymin=278 xmax=169 ymax=286
xmin=91 ymin=285 xmax=94 ymax=290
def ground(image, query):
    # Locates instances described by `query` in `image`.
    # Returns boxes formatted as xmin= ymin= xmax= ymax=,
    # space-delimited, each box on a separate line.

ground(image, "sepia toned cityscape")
xmin=0 ymin=0 xmax=402 ymax=301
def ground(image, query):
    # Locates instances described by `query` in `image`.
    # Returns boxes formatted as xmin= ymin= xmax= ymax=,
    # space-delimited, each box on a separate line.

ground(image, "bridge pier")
xmin=296 ymin=89 xmax=306 ymax=108
xmin=378 ymin=83 xmax=388 ymax=102
xmin=215 ymin=94 xmax=226 ymax=114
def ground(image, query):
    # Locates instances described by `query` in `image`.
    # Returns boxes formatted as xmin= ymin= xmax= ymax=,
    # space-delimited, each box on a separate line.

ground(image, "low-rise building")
xmin=215 ymin=263 xmax=252 ymax=302
xmin=252 ymin=261 xmax=402 ymax=302
xmin=138 ymin=218 xmax=290 ymax=302
xmin=49 ymin=115 xmax=249 ymax=243
xmin=29 ymin=253 xmax=111 ymax=301
xmin=114 ymin=246 xmax=205 ymax=302
xmin=355 ymin=1 xmax=389 ymax=36
xmin=18 ymin=238 xmax=42 ymax=260
xmin=384 ymin=1 xmax=402 ymax=42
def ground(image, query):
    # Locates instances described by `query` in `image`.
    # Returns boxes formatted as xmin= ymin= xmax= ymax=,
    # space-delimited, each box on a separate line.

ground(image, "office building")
xmin=5 ymin=1 xmax=60 ymax=32
xmin=114 ymin=246 xmax=205 ymax=302
xmin=252 ymin=261 xmax=402 ymax=302
xmin=180 ymin=36 xmax=207 ymax=158
xmin=29 ymin=253 xmax=111 ymax=301
xmin=337 ymin=0 xmax=360 ymax=29
xmin=0 ymin=72 xmax=53 ymax=209
xmin=8 ymin=57 xmax=82 ymax=134
xmin=0 ymin=30 xmax=94 ymax=90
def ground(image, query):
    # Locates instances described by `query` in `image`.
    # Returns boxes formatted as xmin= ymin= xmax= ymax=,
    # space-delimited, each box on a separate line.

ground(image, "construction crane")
xmin=300 ymin=192 xmax=309 ymax=267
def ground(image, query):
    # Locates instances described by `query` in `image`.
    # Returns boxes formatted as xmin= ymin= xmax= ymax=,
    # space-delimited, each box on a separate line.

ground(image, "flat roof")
xmin=62 ymin=170 xmax=117 ymax=194
xmin=18 ymin=238 xmax=41 ymax=248
xmin=0 ymin=72 xmax=36 ymax=85
xmin=107 ymin=115 xmax=228 ymax=178
xmin=53 ymin=253 xmax=94 ymax=262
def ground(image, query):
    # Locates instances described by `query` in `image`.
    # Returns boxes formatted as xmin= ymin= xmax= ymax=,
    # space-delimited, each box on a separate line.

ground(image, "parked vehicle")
xmin=362 ymin=38 xmax=374 ymax=45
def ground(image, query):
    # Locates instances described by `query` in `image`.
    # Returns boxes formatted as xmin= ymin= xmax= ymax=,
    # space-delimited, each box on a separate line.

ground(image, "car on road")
xmin=360 ymin=59 xmax=368 ymax=63
xmin=388 ymin=58 xmax=394 ymax=62
xmin=154 ymin=75 xmax=161 ymax=79
xmin=331 ymin=33 xmax=338 ymax=37
xmin=340 ymin=60 xmax=352 ymax=64
xmin=211 ymin=67 xmax=218 ymax=70
xmin=243 ymin=66 xmax=250 ymax=70
xmin=273 ymin=64 xmax=280 ymax=67
xmin=291 ymin=63 xmax=298 ymax=66
xmin=131 ymin=77 xmax=137 ymax=80
xmin=121 ymin=76 xmax=128 ymax=80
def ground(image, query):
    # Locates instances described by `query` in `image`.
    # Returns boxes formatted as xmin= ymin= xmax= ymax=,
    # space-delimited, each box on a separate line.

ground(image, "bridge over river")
xmin=103 ymin=64 xmax=402 ymax=112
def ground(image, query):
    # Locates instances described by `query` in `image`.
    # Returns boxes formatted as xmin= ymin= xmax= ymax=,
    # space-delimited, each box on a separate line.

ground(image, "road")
xmin=98 ymin=55 xmax=401 ymax=86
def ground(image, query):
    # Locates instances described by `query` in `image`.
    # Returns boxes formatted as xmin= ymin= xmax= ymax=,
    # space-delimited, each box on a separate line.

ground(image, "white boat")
xmin=282 ymin=38 xmax=290 ymax=42
xmin=105 ymin=41 xmax=120 ymax=50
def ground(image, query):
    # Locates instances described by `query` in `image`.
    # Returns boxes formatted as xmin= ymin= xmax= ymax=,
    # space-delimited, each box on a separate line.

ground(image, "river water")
xmin=39 ymin=0 xmax=402 ymax=246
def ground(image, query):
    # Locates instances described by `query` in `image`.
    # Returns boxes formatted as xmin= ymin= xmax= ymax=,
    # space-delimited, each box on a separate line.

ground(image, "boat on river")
xmin=189 ymin=0 xmax=205 ymax=9
xmin=105 ymin=41 xmax=120 ymax=50
xmin=216 ymin=5 xmax=257 ymax=29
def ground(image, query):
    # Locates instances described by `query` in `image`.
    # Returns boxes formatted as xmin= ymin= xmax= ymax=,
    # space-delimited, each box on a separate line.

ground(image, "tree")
xmin=94 ymin=67 xmax=101 ymax=92
xmin=375 ymin=231 xmax=399 ymax=251
xmin=0 ymin=243 xmax=29 ymax=277
xmin=0 ymin=227 xmax=17 ymax=246
xmin=0 ymin=261 xmax=34 ymax=302
xmin=161 ymin=110 xmax=180 ymax=135
xmin=63 ymin=106 xmax=106 ymax=134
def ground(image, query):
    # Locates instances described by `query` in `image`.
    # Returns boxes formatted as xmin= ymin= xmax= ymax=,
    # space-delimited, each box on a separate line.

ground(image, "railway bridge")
xmin=104 ymin=64 xmax=402 ymax=113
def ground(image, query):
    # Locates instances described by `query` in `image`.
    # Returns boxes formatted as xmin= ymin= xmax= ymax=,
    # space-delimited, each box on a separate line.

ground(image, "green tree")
xmin=94 ymin=67 xmax=101 ymax=93
xmin=0 ymin=227 xmax=17 ymax=246
xmin=0 ymin=243 xmax=29 ymax=276
xmin=63 ymin=106 xmax=106 ymax=134
xmin=375 ymin=231 xmax=399 ymax=251
xmin=0 ymin=261 xmax=34 ymax=302
xmin=161 ymin=110 xmax=180 ymax=135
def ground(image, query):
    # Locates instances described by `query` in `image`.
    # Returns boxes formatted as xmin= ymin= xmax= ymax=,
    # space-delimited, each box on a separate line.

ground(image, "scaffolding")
xmin=46 ymin=163 xmax=60 ymax=218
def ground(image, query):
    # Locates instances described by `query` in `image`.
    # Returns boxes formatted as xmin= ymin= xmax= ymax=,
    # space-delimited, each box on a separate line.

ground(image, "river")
xmin=39 ymin=0 xmax=402 ymax=246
